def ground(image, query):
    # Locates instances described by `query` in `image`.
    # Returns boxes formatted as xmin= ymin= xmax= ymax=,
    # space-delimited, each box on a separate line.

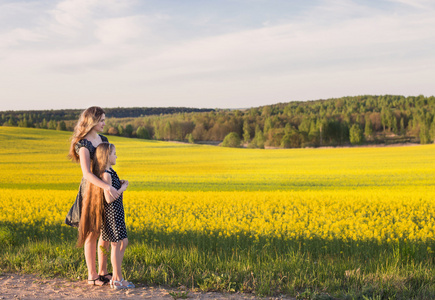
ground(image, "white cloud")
xmin=94 ymin=16 xmax=146 ymax=45
xmin=50 ymin=0 xmax=94 ymax=29
xmin=46 ymin=0 xmax=139 ymax=38
xmin=386 ymin=0 xmax=435 ymax=9
xmin=0 ymin=28 xmax=45 ymax=48
xmin=127 ymin=5 xmax=435 ymax=82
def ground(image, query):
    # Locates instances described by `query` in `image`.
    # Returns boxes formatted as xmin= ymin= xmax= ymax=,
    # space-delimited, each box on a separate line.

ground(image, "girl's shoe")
xmin=110 ymin=279 xmax=127 ymax=289
xmin=121 ymin=279 xmax=135 ymax=289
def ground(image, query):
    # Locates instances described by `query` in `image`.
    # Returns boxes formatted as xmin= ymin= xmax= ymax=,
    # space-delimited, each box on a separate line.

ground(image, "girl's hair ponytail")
xmin=77 ymin=142 xmax=114 ymax=247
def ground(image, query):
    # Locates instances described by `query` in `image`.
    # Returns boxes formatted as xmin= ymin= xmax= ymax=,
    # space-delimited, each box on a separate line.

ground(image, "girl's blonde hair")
xmin=77 ymin=142 xmax=115 ymax=247
xmin=69 ymin=106 xmax=106 ymax=163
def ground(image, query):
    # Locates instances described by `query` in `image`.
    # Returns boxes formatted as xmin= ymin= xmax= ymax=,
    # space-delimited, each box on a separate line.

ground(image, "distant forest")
xmin=2 ymin=95 xmax=435 ymax=148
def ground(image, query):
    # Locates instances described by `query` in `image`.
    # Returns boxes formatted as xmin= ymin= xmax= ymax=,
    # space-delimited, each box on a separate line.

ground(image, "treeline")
xmin=2 ymin=95 xmax=435 ymax=148
xmin=0 ymin=107 xmax=214 ymax=131
xmin=104 ymin=107 xmax=214 ymax=118
xmin=99 ymin=95 xmax=435 ymax=148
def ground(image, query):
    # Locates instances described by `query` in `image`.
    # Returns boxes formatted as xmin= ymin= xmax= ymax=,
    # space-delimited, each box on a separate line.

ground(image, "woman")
xmin=65 ymin=106 xmax=121 ymax=286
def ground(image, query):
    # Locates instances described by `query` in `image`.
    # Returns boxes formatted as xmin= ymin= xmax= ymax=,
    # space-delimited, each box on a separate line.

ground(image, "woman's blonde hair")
xmin=77 ymin=142 xmax=115 ymax=247
xmin=69 ymin=106 xmax=106 ymax=163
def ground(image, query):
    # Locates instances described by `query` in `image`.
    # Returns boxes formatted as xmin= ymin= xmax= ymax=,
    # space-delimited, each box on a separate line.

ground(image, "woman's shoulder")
xmin=75 ymin=138 xmax=93 ymax=153
xmin=75 ymin=135 xmax=107 ymax=151
xmin=99 ymin=134 xmax=109 ymax=142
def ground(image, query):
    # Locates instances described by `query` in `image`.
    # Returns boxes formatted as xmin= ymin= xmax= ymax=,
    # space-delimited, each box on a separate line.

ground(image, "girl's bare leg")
xmin=119 ymin=238 xmax=128 ymax=262
xmin=111 ymin=238 xmax=132 ymax=287
xmin=111 ymin=240 xmax=123 ymax=282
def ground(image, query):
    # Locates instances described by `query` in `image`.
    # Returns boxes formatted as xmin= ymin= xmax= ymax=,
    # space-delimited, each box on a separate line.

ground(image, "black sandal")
xmin=88 ymin=277 xmax=106 ymax=286
xmin=99 ymin=273 xmax=112 ymax=283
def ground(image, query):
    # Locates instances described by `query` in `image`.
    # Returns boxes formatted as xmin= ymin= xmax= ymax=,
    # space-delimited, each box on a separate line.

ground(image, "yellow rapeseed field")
xmin=1 ymin=189 xmax=434 ymax=245
xmin=1 ymin=126 xmax=434 ymax=246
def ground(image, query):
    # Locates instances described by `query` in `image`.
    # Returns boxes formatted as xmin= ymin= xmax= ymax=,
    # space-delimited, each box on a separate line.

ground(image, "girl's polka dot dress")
xmin=101 ymin=168 xmax=128 ymax=242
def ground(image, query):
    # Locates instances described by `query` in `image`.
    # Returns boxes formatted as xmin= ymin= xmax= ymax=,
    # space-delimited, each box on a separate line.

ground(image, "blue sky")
xmin=0 ymin=0 xmax=434 ymax=110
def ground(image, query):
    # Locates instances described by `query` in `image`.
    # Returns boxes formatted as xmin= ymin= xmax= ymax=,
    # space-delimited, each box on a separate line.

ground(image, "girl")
xmin=66 ymin=106 xmax=120 ymax=286
xmin=98 ymin=142 xmax=134 ymax=289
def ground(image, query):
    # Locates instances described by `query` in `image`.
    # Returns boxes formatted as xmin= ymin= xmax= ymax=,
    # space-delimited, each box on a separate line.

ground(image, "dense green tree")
xmin=381 ymin=107 xmax=388 ymax=132
xmin=419 ymin=120 xmax=431 ymax=144
xmin=117 ymin=125 xmax=124 ymax=136
xmin=192 ymin=123 xmax=206 ymax=141
xmin=222 ymin=132 xmax=241 ymax=148
xmin=281 ymin=133 xmax=291 ymax=148
xmin=307 ymin=120 xmax=318 ymax=143
xmin=18 ymin=118 xmax=29 ymax=127
xmin=8 ymin=117 xmax=16 ymax=126
xmin=41 ymin=119 xmax=48 ymax=129
xmin=364 ymin=117 xmax=373 ymax=139
xmin=249 ymin=125 xmax=265 ymax=149
xmin=266 ymin=128 xmax=285 ymax=147
xmin=124 ymin=124 xmax=134 ymax=137
xmin=186 ymin=133 xmax=195 ymax=144
xmin=350 ymin=124 xmax=363 ymax=145
xmin=136 ymin=126 xmax=150 ymax=139
xmin=263 ymin=117 xmax=273 ymax=136
xmin=48 ymin=120 xmax=56 ymax=130
xmin=163 ymin=122 xmax=172 ymax=140
xmin=242 ymin=119 xmax=251 ymax=143
xmin=400 ymin=118 xmax=406 ymax=135
xmin=57 ymin=121 xmax=67 ymax=131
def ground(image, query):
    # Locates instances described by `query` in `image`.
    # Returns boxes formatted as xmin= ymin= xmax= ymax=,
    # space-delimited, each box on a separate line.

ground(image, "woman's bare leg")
xmin=84 ymin=234 xmax=103 ymax=285
xmin=98 ymin=237 xmax=111 ymax=278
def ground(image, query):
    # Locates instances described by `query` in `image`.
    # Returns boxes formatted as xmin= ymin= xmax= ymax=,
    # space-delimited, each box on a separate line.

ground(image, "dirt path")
xmin=0 ymin=273 xmax=294 ymax=300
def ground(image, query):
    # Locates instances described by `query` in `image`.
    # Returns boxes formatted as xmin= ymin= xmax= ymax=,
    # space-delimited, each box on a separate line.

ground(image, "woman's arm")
xmin=79 ymin=147 xmax=121 ymax=199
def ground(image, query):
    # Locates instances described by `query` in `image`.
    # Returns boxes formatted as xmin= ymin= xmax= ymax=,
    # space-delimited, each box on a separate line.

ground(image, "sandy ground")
xmin=0 ymin=273 xmax=294 ymax=300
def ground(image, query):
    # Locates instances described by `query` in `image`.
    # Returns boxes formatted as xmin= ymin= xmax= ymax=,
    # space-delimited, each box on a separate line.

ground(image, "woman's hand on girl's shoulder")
xmin=109 ymin=186 xmax=121 ymax=200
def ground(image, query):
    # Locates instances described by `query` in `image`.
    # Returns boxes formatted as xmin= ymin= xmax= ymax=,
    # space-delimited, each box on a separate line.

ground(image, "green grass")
xmin=2 ymin=219 xmax=434 ymax=299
